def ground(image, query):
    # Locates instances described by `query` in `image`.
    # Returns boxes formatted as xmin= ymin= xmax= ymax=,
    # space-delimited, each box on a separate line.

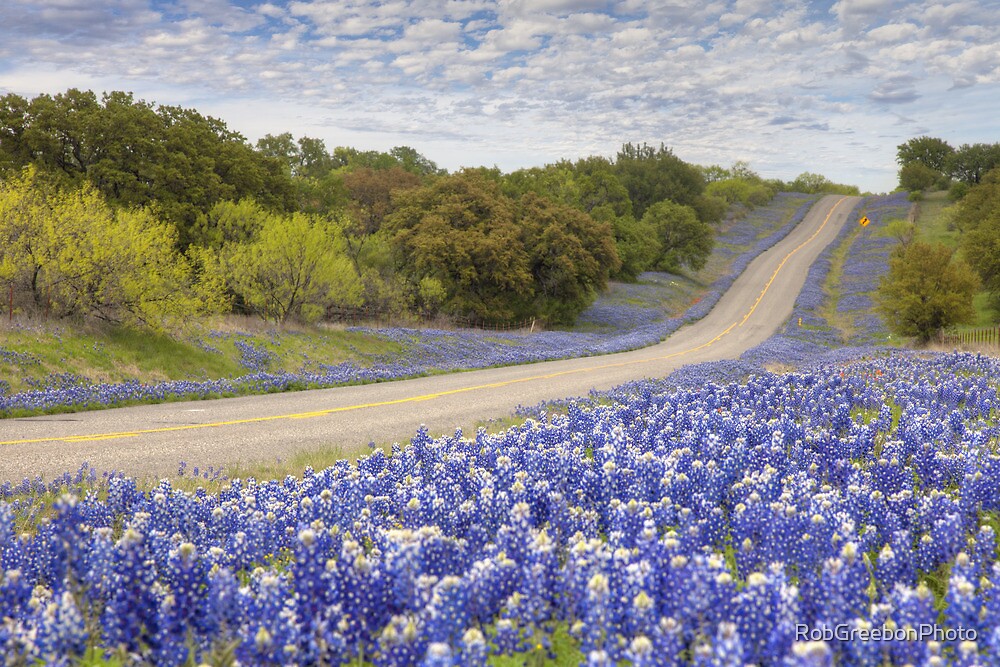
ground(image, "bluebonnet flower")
xmin=4 ymin=350 xmax=1000 ymax=663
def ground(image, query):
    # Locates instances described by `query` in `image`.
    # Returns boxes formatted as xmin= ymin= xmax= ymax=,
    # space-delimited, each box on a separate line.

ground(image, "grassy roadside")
xmin=0 ymin=317 xmax=406 ymax=398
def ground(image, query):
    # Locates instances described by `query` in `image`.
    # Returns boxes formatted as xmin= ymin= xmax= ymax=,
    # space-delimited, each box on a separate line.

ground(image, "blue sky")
xmin=1 ymin=0 xmax=999 ymax=192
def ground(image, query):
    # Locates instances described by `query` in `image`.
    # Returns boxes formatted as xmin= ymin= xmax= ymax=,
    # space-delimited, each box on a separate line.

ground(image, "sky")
xmin=1 ymin=1 xmax=999 ymax=193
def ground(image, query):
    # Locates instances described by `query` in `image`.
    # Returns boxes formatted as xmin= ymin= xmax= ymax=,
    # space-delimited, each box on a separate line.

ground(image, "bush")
xmin=877 ymin=240 xmax=978 ymax=343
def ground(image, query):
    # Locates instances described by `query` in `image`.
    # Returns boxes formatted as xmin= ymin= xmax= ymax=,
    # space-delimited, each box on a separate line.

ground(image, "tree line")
xmin=877 ymin=136 xmax=1000 ymax=342
xmin=896 ymin=135 xmax=1000 ymax=199
xmin=0 ymin=88 xmax=858 ymax=329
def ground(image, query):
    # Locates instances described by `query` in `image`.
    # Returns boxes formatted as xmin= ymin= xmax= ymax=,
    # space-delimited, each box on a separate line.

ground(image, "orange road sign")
xmin=859 ymin=216 xmax=870 ymax=227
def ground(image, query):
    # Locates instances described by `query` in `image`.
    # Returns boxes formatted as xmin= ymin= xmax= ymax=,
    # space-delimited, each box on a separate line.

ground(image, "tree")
xmin=572 ymin=156 xmax=633 ymax=218
xmin=341 ymin=167 xmax=422 ymax=273
xmin=705 ymin=177 xmax=776 ymax=208
xmin=958 ymin=169 xmax=1000 ymax=286
xmin=297 ymin=137 xmax=337 ymax=180
xmin=877 ymin=241 xmax=979 ymax=344
xmin=641 ymin=200 xmax=714 ymax=273
xmin=0 ymin=166 xmax=221 ymax=328
xmin=898 ymin=162 xmax=940 ymax=192
xmin=222 ymin=211 xmax=361 ymax=323
xmin=613 ymin=143 xmax=706 ymax=220
xmin=789 ymin=172 xmax=860 ymax=195
xmin=896 ymin=136 xmax=954 ymax=172
xmin=0 ymin=166 xmax=58 ymax=310
xmin=188 ymin=198 xmax=271 ymax=250
xmin=502 ymin=157 xmax=650 ymax=281
xmin=948 ymin=143 xmax=1000 ymax=186
xmin=592 ymin=207 xmax=659 ymax=282
xmin=256 ymin=133 xmax=337 ymax=180
xmin=255 ymin=132 xmax=299 ymax=174
xmin=384 ymin=171 xmax=533 ymax=322
xmin=0 ymin=89 xmax=297 ymax=245
xmin=517 ymin=193 xmax=620 ymax=325
xmin=389 ymin=146 xmax=444 ymax=177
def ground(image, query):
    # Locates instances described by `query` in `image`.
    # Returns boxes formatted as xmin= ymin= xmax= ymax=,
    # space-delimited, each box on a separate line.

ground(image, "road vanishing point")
xmin=0 ymin=195 xmax=861 ymax=482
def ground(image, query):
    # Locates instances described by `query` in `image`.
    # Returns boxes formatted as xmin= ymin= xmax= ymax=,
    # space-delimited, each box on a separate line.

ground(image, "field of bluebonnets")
xmin=0 ymin=194 xmax=818 ymax=417
xmin=8 ymin=192 xmax=1000 ymax=666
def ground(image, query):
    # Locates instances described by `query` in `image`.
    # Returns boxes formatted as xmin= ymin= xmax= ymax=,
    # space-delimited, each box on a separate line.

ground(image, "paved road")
xmin=0 ymin=195 xmax=860 ymax=482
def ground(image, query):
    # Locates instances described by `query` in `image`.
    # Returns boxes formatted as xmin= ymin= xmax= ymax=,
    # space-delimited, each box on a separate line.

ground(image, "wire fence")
xmin=940 ymin=326 xmax=1000 ymax=348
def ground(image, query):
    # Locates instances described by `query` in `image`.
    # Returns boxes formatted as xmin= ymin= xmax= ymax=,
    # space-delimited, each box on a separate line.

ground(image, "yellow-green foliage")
xmin=218 ymin=209 xmax=362 ymax=323
xmin=705 ymin=177 xmax=776 ymax=208
xmin=0 ymin=166 xmax=224 ymax=329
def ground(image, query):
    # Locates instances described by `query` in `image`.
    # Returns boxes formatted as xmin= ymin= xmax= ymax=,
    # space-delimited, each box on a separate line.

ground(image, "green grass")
xmin=0 ymin=316 xmax=406 ymax=397
xmin=488 ymin=624 xmax=584 ymax=666
xmin=913 ymin=190 xmax=958 ymax=247
xmin=818 ymin=225 xmax=862 ymax=344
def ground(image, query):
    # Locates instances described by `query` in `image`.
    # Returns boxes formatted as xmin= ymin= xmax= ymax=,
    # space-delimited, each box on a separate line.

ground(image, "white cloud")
xmin=0 ymin=0 xmax=998 ymax=192
xmin=866 ymin=21 xmax=918 ymax=42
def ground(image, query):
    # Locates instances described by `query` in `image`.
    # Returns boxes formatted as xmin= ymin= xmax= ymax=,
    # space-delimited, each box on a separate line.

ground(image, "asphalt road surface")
xmin=0 ymin=195 xmax=861 ymax=482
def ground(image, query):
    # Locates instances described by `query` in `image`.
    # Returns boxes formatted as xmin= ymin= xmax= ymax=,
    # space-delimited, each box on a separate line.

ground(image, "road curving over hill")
xmin=0 ymin=195 xmax=861 ymax=482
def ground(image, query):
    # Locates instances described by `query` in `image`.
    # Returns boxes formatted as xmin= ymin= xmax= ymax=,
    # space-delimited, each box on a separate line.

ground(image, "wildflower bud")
xmin=747 ymin=572 xmax=768 ymax=587
xmin=629 ymin=636 xmax=653 ymax=656
xmin=179 ymin=542 xmax=196 ymax=560
xmin=792 ymin=641 xmax=831 ymax=659
xmin=427 ymin=643 xmax=450 ymax=658
xmin=956 ymin=552 xmax=970 ymax=567
xmin=462 ymin=628 xmax=485 ymax=647
xmin=588 ymin=573 xmax=610 ymax=596
xmin=255 ymin=627 xmax=272 ymax=650
xmin=299 ymin=529 xmax=315 ymax=547
xmin=403 ymin=618 xmax=419 ymax=642
xmin=120 ymin=527 xmax=142 ymax=546
xmin=633 ymin=591 xmax=654 ymax=611
xmin=407 ymin=497 xmax=421 ymax=511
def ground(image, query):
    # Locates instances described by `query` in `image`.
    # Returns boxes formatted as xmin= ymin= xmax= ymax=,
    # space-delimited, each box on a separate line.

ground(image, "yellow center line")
xmin=740 ymin=196 xmax=847 ymax=326
xmin=0 ymin=199 xmax=848 ymax=447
